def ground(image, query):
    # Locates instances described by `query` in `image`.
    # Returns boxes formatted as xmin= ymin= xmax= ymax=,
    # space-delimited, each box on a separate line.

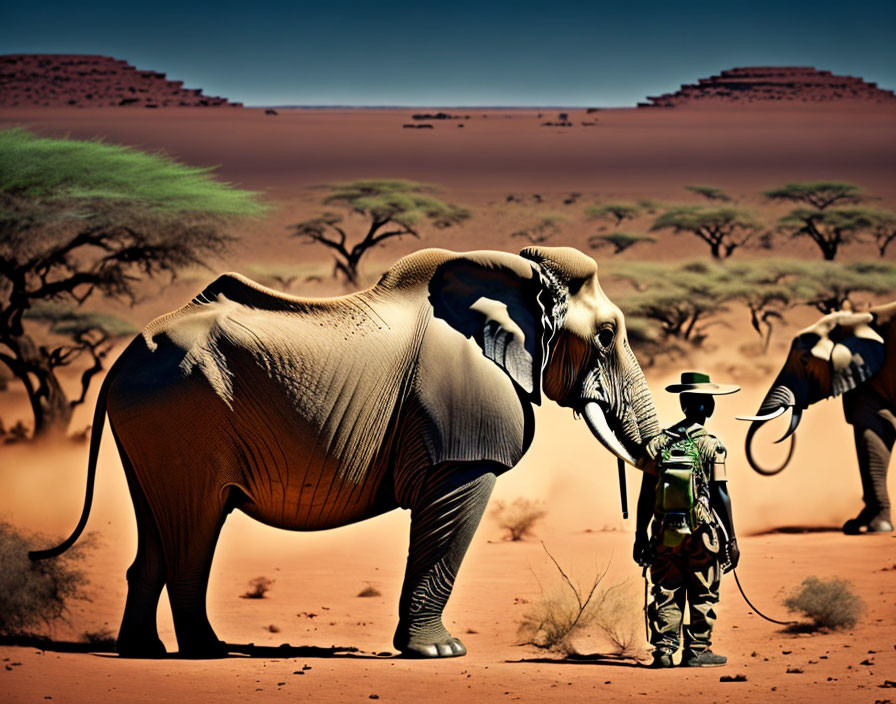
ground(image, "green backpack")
xmin=655 ymin=429 xmax=710 ymax=548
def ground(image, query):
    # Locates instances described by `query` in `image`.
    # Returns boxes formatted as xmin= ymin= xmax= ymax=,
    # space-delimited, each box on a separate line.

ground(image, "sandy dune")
xmin=1 ymin=104 xmax=895 ymax=703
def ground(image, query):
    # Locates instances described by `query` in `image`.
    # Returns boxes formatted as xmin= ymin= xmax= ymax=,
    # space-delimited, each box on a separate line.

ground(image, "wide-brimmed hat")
xmin=665 ymin=371 xmax=740 ymax=395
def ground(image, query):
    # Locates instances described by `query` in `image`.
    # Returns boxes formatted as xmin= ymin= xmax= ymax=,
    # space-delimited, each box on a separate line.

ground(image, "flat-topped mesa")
xmin=0 ymin=54 xmax=243 ymax=108
xmin=638 ymin=66 xmax=896 ymax=108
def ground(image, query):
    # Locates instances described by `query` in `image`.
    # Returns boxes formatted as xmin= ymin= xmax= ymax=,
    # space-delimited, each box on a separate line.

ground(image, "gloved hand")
xmin=723 ymin=537 xmax=740 ymax=573
xmin=633 ymin=533 xmax=652 ymax=567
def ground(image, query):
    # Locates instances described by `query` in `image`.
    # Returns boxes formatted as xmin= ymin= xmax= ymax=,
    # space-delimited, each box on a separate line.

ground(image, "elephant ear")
xmin=428 ymin=254 xmax=548 ymax=403
xmin=811 ymin=312 xmax=886 ymax=397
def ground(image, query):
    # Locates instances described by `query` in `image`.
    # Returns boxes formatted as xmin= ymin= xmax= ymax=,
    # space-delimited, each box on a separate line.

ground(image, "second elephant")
xmin=742 ymin=302 xmax=896 ymax=533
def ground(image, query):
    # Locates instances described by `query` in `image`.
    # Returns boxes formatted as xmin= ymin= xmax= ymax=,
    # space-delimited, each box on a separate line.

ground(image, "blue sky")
xmin=3 ymin=1 xmax=895 ymax=106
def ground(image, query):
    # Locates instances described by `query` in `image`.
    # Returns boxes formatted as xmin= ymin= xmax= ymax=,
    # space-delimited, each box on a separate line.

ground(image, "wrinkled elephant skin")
xmin=31 ymin=247 xmax=660 ymax=659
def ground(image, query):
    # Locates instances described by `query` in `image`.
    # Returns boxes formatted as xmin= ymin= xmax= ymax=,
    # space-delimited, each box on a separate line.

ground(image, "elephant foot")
xmin=176 ymin=638 xmax=229 ymax=659
xmin=117 ymin=634 xmax=167 ymax=659
xmin=843 ymin=510 xmax=893 ymax=534
xmin=393 ymin=621 xmax=467 ymax=658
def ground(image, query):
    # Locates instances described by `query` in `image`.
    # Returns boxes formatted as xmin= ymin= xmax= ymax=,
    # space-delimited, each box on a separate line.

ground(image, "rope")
xmin=732 ymin=569 xmax=797 ymax=626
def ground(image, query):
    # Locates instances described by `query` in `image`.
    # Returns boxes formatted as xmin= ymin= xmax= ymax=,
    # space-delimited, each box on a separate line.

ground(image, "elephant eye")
xmin=596 ymin=325 xmax=615 ymax=349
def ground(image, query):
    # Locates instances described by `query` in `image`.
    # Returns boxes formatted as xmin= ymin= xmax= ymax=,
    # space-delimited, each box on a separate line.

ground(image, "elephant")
xmin=740 ymin=301 xmax=896 ymax=534
xmin=30 ymin=246 xmax=660 ymax=658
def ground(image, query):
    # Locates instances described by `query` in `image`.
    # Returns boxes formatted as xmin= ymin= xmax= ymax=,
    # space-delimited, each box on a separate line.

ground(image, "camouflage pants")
xmin=648 ymin=524 xmax=722 ymax=654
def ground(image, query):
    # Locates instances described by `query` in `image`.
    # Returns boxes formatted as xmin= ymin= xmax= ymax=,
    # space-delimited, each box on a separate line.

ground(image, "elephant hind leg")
xmin=394 ymin=463 xmax=497 ymax=658
xmin=114 ymin=430 xmax=167 ymax=658
xmin=159 ymin=488 xmax=232 ymax=658
xmin=844 ymin=412 xmax=894 ymax=534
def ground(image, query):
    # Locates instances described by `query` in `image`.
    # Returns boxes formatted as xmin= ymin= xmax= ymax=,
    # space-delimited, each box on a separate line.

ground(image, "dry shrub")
xmin=783 ymin=576 xmax=864 ymax=631
xmin=0 ymin=522 xmax=93 ymax=635
xmin=80 ymin=627 xmax=116 ymax=648
xmin=357 ymin=583 xmax=382 ymax=598
xmin=596 ymin=579 xmax=643 ymax=656
xmin=241 ymin=576 xmax=274 ymax=599
xmin=517 ymin=544 xmax=643 ymax=657
xmin=491 ymin=498 xmax=547 ymax=541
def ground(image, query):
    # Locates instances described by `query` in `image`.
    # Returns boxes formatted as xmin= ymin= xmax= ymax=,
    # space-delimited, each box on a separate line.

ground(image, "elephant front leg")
xmin=394 ymin=465 xmax=497 ymax=658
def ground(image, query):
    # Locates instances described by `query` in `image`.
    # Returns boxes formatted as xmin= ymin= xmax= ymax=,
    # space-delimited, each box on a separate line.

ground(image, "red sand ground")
xmin=1 ymin=105 xmax=895 ymax=703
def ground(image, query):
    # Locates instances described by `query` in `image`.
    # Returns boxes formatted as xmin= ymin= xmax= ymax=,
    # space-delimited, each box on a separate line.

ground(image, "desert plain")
xmin=0 ymin=102 xmax=894 ymax=703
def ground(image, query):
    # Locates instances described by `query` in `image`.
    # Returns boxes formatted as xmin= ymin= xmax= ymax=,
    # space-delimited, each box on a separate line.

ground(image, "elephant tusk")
xmin=583 ymin=402 xmax=638 ymax=467
xmin=774 ymin=406 xmax=803 ymax=444
xmin=736 ymin=406 xmax=788 ymax=422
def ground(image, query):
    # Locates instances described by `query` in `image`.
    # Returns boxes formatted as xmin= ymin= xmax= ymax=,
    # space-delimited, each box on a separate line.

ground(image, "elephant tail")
xmin=29 ymin=371 xmax=112 ymax=562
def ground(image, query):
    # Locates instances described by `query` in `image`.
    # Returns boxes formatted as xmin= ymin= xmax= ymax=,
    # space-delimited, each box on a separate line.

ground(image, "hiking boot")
xmin=682 ymin=650 xmax=727 ymax=667
xmin=649 ymin=651 xmax=674 ymax=668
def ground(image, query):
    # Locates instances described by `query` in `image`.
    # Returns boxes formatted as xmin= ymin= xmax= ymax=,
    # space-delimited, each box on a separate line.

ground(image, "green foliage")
xmin=0 ymin=129 xmax=266 ymax=436
xmin=321 ymin=179 xmax=469 ymax=229
xmin=588 ymin=232 xmax=656 ymax=254
xmin=24 ymin=301 xmax=136 ymax=338
xmin=613 ymin=259 xmax=896 ymax=355
xmin=783 ymin=576 xmax=864 ymax=631
xmin=773 ymin=199 xmax=889 ymax=259
xmin=650 ymin=206 xmax=762 ymax=259
xmin=294 ymin=180 xmax=469 ymax=285
xmin=685 ymin=185 xmax=731 ymax=202
xmin=0 ymin=522 xmax=93 ymax=635
xmin=763 ymin=181 xmax=863 ymax=210
xmin=245 ymin=262 xmax=327 ymax=290
xmin=0 ymin=127 xmax=266 ymax=215
xmin=612 ymin=261 xmax=737 ymax=344
xmin=585 ymin=203 xmax=641 ymax=227
xmin=781 ymin=259 xmax=896 ymax=312
xmin=867 ymin=209 xmax=896 ymax=256
xmin=511 ymin=213 xmax=568 ymax=244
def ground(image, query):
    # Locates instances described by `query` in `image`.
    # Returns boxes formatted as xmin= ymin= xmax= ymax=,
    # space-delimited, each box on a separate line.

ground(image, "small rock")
xmin=720 ymin=674 xmax=747 ymax=682
xmin=787 ymin=667 xmax=804 ymax=674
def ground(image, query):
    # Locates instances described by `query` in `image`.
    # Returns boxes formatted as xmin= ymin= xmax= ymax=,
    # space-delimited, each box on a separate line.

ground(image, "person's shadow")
xmin=505 ymin=652 xmax=645 ymax=668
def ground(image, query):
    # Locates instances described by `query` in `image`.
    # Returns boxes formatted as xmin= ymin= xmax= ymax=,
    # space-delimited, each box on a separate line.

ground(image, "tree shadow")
xmin=506 ymin=652 xmax=644 ymax=668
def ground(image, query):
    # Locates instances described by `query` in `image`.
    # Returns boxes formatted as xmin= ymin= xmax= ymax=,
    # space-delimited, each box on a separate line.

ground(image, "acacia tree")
xmin=511 ymin=213 xmax=567 ymax=245
xmin=763 ymin=181 xmax=863 ymax=210
xmin=585 ymin=202 xmax=642 ymax=228
xmin=776 ymin=207 xmax=878 ymax=260
xmin=588 ymin=232 xmax=656 ymax=254
xmin=868 ymin=209 xmax=896 ymax=256
xmin=650 ymin=206 xmax=762 ymax=259
xmin=612 ymin=262 xmax=735 ymax=345
xmin=685 ymin=185 xmax=731 ymax=202
xmin=0 ymin=128 xmax=265 ymax=437
xmin=292 ymin=180 xmax=469 ymax=286
xmin=787 ymin=260 xmax=896 ymax=313
xmin=722 ymin=262 xmax=799 ymax=352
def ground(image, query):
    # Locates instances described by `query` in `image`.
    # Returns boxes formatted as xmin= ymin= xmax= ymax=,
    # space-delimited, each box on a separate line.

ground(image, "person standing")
xmin=633 ymin=371 xmax=741 ymax=668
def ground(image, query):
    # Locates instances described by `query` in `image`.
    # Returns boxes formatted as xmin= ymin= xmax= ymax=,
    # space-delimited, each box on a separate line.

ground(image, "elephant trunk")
xmin=742 ymin=383 xmax=800 ymax=476
xmin=583 ymin=346 xmax=660 ymax=469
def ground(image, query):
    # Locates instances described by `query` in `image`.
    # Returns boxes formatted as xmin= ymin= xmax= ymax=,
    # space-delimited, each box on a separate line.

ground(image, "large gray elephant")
xmin=741 ymin=302 xmax=896 ymax=534
xmin=31 ymin=246 xmax=660 ymax=658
